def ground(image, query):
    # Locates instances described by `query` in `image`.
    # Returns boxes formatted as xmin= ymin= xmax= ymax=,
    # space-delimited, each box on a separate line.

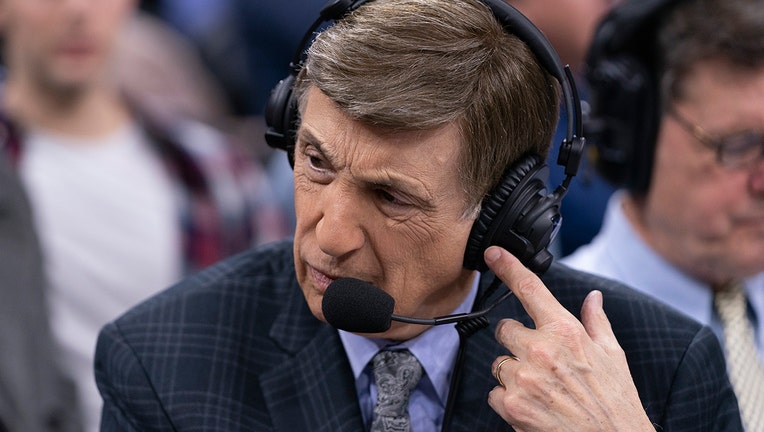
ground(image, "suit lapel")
xmin=261 ymin=282 xmax=365 ymax=432
xmin=446 ymin=274 xmax=524 ymax=431
xmin=259 ymin=272 xmax=526 ymax=431
xmin=447 ymin=328 xmax=516 ymax=431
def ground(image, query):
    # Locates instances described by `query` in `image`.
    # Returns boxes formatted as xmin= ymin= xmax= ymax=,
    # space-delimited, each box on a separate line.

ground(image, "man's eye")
xmin=380 ymin=190 xmax=396 ymax=202
xmin=378 ymin=189 xmax=410 ymax=207
xmin=303 ymin=147 xmax=329 ymax=171
xmin=308 ymin=155 xmax=326 ymax=169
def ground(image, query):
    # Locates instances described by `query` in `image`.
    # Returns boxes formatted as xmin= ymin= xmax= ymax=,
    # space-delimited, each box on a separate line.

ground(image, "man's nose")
xmin=315 ymin=188 xmax=366 ymax=258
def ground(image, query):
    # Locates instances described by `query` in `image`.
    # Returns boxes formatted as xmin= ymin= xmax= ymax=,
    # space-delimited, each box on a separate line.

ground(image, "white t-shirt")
xmin=19 ymin=123 xmax=183 ymax=432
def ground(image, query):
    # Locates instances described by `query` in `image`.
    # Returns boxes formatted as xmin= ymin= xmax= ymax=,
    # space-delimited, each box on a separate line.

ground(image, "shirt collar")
xmin=567 ymin=191 xmax=764 ymax=349
xmin=597 ymin=192 xmax=715 ymax=323
xmin=745 ymin=273 xmax=764 ymax=351
xmin=339 ymin=273 xmax=480 ymax=404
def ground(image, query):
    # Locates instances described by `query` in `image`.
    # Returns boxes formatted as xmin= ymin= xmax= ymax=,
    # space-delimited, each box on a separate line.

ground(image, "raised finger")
xmin=581 ymin=290 xmax=623 ymax=353
xmin=483 ymin=246 xmax=573 ymax=327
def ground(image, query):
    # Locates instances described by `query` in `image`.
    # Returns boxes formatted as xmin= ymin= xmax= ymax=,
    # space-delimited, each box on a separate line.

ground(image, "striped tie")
xmin=714 ymin=283 xmax=764 ymax=431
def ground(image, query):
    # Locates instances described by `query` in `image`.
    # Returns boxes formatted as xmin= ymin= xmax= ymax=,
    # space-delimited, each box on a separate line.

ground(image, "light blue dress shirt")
xmin=562 ymin=191 xmax=764 ymax=357
xmin=340 ymin=274 xmax=480 ymax=432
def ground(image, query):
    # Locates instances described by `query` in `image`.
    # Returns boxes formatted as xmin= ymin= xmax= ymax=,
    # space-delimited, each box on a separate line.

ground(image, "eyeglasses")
xmin=668 ymin=109 xmax=764 ymax=169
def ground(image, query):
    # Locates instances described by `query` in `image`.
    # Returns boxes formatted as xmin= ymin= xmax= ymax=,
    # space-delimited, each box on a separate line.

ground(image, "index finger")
xmin=483 ymin=245 xmax=573 ymax=327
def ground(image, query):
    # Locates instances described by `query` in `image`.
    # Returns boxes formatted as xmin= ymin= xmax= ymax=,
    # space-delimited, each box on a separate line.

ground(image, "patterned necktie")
xmin=370 ymin=349 xmax=423 ymax=432
xmin=714 ymin=283 xmax=764 ymax=431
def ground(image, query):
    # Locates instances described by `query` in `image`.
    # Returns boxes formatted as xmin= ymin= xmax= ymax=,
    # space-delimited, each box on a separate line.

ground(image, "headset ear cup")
xmin=463 ymin=154 xmax=558 ymax=273
xmin=265 ymin=74 xmax=299 ymax=165
xmin=585 ymin=0 xmax=679 ymax=196
xmin=586 ymin=54 xmax=657 ymax=194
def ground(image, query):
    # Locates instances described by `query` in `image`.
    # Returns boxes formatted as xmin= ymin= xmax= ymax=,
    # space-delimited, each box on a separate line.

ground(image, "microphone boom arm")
xmin=390 ymin=289 xmax=514 ymax=325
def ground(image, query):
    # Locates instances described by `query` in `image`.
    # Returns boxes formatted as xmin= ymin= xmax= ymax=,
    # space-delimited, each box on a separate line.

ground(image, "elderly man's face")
xmin=638 ymin=59 xmax=764 ymax=284
xmin=292 ymin=87 xmax=478 ymax=340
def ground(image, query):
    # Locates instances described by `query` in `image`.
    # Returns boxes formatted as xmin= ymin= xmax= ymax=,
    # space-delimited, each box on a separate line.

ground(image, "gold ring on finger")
xmin=494 ymin=355 xmax=518 ymax=387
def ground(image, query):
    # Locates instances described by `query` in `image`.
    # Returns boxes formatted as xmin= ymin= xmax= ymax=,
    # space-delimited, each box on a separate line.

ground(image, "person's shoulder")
xmin=544 ymin=262 xmax=704 ymax=335
xmin=95 ymin=239 xmax=305 ymax=428
xmin=543 ymin=262 xmax=729 ymax=403
xmin=112 ymin=239 xmax=297 ymax=327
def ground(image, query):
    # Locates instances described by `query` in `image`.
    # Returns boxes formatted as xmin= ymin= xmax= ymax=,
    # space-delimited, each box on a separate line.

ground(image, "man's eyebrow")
xmin=297 ymin=128 xmax=321 ymax=149
xmin=298 ymin=127 xmax=434 ymax=205
xmin=297 ymin=129 xmax=333 ymax=160
xmin=365 ymin=168 xmax=436 ymax=208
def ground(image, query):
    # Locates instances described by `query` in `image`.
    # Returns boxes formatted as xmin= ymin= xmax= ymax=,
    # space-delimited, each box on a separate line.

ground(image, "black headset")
xmin=586 ymin=0 xmax=686 ymax=195
xmin=264 ymin=0 xmax=585 ymax=275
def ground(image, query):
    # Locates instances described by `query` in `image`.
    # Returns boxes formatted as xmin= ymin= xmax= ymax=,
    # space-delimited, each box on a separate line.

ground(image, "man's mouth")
xmin=308 ymin=265 xmax=339 ymax=293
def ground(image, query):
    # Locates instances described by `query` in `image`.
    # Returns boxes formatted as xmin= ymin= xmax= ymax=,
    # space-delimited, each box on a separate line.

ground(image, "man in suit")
xmin=562 ymin=0 xmax=764 ymax=429
xmin=0 ymin=0 xmax=285 ymax=429
xmin=94 ymin=0 xmax=742 ymax=430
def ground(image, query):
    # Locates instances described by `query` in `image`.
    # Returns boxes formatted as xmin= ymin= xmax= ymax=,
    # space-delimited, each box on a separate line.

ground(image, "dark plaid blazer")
xmin=95 ymin=240 xmax=742 ymax=431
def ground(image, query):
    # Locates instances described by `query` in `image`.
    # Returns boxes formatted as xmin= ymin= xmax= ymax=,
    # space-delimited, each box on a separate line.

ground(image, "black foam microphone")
xmin=322 ymin=277 xmax=395 ymax=333
xmin=322 ymin=277 xmax=514 ymax=333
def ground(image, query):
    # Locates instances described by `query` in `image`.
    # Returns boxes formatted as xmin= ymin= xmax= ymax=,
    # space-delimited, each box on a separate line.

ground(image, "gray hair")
xmin=293 ymin=0 xmax=560 ymax=212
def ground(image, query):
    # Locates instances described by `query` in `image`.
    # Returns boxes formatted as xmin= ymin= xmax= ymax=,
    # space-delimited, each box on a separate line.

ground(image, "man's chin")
xmin=47 ymin=67 xmax=101 ymax=94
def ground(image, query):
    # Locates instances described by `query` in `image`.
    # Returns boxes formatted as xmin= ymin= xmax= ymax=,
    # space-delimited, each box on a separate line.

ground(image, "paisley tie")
xmin=370 ymin=349 xmax=423 ymax=432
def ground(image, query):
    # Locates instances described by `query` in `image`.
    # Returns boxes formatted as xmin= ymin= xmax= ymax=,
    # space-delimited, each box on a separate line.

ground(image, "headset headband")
xmin=264 ymin=0 xmax=587 ymax=274
xmin=266 ymin=0 xmax=585 ymax=186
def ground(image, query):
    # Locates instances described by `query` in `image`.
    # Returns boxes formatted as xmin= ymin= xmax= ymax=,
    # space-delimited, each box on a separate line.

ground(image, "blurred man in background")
xmin=0 ymin=0 xmax=285 ymax=430
xmin=564 ymin=0 xmax=764 ymax=428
